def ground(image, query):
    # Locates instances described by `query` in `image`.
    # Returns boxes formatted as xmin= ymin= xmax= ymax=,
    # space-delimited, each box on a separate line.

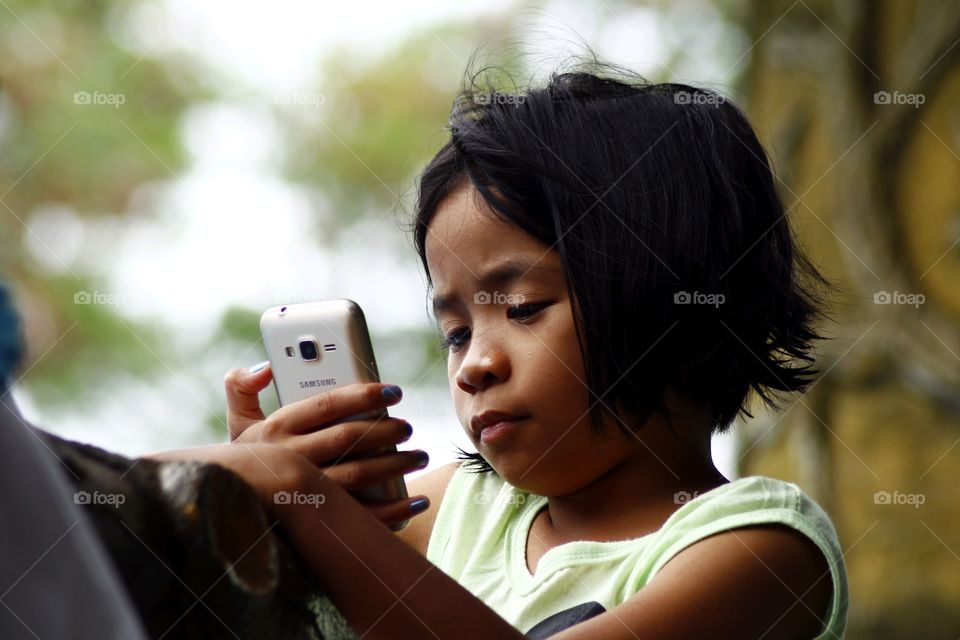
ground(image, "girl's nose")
xmin=455 ymin=348 xmax=510 ymax=393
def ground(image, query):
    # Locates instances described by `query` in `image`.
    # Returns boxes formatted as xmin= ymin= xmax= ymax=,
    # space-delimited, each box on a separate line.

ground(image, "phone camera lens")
xmin=298 ymin=339 xmax=319 ymax=361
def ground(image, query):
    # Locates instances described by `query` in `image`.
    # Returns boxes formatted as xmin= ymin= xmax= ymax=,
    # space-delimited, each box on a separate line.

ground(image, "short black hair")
xmin=410 ymin=59 xmax=834 ymax=473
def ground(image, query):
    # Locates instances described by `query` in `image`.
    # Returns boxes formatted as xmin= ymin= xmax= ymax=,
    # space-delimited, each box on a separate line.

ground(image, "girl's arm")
xmin=276 ymin=464 xmax=527 ymax=640
xmin=149 ymin=443 xmax=525 ymax=639
xmin=551 ymin=524 xmax=833 ymax=640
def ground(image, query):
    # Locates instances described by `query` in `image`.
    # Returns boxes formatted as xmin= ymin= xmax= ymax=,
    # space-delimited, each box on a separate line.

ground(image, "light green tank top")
xmin=426 ymin=465 xmax=849 ymax=638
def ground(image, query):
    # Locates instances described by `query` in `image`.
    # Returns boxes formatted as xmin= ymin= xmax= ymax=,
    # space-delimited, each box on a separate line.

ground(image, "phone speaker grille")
xmin=323 ymin=344 xmax=336 ymax=352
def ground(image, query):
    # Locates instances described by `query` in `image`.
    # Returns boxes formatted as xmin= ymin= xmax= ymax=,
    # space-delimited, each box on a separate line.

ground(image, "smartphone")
xmin=260 ymin=299 xmax=410 ymax=531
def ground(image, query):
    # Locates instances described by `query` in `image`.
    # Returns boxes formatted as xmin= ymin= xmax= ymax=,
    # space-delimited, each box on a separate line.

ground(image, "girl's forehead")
xmin=426 ymin=187 xmax=540 ymax=264
xmin=427 ymin=225 xmax=547 ymax=288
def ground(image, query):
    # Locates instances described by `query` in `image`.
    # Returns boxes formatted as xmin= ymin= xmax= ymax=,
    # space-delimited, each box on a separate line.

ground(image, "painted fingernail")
xmin=414 ymin=450 xmax=429 ymax=468
xmin=410 ymin=497 xmax=429 ymax=514
xmin=403 ymin=422 xmax=414 ymax=438
xmin=248 ymin=360 xmax=269 ymax=373
xmin=381 ymin=385 xmax=402 ymax=403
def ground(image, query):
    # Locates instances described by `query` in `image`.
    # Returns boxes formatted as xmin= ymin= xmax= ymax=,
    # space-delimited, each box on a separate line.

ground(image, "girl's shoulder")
xmin=649 ymin=474 xmax=845 ymax=567
xmin=643 ymin=474 xmax=849 ymax=640
xmin=665 ymin=474 xmax=836 ymax=530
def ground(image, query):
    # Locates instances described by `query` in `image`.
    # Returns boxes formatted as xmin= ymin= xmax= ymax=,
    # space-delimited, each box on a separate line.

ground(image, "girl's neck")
xmin=539 ymin=409 xmax=728 ymax=543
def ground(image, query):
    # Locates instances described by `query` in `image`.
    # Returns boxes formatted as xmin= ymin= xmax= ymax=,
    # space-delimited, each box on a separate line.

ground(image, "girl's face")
xmin=425 ymin=184 xmax=637 ymax=496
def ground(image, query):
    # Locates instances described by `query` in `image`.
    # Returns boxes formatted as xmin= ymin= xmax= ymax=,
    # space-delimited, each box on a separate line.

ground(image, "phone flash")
xmin=285 ymin=346 xmax=296 ymax=357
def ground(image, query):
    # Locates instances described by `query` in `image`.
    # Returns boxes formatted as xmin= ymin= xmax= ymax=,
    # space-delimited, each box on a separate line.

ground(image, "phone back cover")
xmin=260 ymin=299 xmax=381 ymax=409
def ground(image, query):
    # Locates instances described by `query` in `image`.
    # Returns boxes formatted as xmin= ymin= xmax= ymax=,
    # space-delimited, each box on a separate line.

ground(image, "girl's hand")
xmin=149 ymin=442 xmax=314 ymax=517
xmin=222 ymin=363 xmax=429 ymax=521
xmin=149 ymin=443 xmax=429 ymax=526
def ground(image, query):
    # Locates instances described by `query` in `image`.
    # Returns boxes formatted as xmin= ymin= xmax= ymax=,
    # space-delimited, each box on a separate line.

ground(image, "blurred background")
xmin=1 ymin=0 xmax=958 ymax=636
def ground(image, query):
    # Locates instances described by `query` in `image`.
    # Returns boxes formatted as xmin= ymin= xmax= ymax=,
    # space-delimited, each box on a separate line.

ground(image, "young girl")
xmin=159 ymin=63 xmax=849 ymax=639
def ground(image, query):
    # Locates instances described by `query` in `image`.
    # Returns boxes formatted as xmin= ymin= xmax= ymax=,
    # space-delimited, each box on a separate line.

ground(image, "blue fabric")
xmin=0 ymin=282 xmax=23 ymax=389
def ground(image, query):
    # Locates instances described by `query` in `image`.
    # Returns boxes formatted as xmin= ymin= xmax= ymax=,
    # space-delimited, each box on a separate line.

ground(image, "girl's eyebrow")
xmin=431 ymin=258 xmax=560 ymax=318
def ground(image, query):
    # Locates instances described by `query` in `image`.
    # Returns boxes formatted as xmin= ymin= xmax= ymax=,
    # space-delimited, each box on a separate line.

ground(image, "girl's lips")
xmin=470 ymin=410 xmax=529 ymax=437
xmin=478 ymin=417 xmax=528 ymax=444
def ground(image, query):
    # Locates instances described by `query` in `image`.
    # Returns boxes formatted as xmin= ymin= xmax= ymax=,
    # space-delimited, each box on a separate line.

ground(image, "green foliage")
xmin=277 ymin=20 xmax=522 ymax=246
xmin=14 ymin=273 xmax=170 ymax=410
xmin=214 ymin=306 xmax=262 ymax=347
xmin=1 ymin=0 xmax=201 ymax=406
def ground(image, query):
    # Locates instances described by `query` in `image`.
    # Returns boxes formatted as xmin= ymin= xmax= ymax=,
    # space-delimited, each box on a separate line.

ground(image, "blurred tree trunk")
xmin=737 ymin=0 xmax=960 ymax=637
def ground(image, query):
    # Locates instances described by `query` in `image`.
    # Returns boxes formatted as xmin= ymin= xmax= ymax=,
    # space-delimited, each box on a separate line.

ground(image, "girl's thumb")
xmin=224 ymin=362 xmax=272 ymax=422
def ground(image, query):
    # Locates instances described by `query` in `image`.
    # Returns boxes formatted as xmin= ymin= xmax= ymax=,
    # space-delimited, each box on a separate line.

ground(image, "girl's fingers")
xmin=319 ymin=449 xmax=429 ymax=491
xmin=295 ymin=418 xmax=413 ymax=464
xmin=364 ymin=495 xmax=431 ymax=527
xmin=263 ymin=381 xmax=403 ymax=438
xmin=224 ymin=363 xmax=273 ymax=439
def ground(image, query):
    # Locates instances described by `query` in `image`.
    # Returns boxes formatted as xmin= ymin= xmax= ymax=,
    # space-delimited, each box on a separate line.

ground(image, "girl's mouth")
xmin=478 ymin=416 xmax=528 ymax=444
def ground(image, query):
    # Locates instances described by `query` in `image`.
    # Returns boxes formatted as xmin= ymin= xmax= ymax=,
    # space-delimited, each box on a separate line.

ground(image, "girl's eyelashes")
xmin=438 ymin=302 xmax=551 ymax=353
xmin=506 ymin=302 xmax=547 ymax=321
xmin=438 ymin=328 xmax=468 ymax=352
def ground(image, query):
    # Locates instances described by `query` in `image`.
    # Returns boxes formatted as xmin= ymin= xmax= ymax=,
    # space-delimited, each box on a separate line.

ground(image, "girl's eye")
xmin=438 ymin=302 xmax=549 ymax=353
xmin=438 ymin=327 xmax=469 ymax=352
xmin=506 ymin=302 xmax=548 ymax=321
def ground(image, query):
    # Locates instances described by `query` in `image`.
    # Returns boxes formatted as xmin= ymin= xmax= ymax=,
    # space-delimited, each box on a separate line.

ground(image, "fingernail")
xmin=401 ymin=422 xmax=414 ymax=440
xmin=410 ymin=497 xmax=429 ymax=514
xmin=414 ymin=450 xmax=429 ymax=468
xmin=248 ymin=360 xmax=269 ymax=373
xmin=381 ymin=385 xmax=402 ymax=403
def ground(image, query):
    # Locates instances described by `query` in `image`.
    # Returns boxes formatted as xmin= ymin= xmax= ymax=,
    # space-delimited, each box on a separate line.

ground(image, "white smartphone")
xmin=260 ymin=299 xmax=410 ymax=531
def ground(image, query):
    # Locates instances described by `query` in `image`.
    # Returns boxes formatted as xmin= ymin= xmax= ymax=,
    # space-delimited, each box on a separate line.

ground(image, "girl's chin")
xmin=487 ymin=457 xmax=551 ymax=492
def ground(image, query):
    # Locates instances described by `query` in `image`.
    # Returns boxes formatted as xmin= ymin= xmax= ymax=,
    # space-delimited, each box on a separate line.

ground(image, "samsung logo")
xmin=299 ymin=378 xmax=337 ymax=389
